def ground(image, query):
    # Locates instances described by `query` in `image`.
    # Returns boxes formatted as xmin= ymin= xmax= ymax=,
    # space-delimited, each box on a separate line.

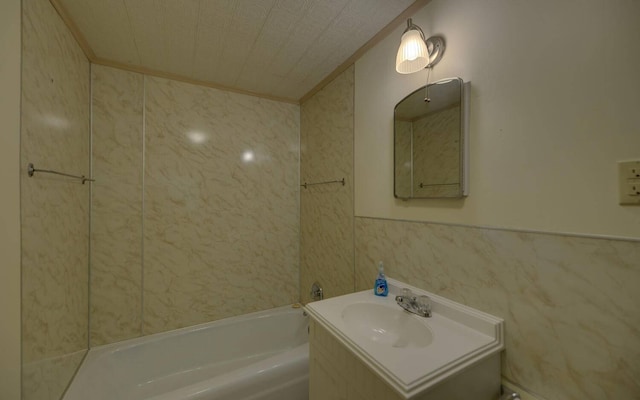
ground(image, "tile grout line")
xmin=87 ymin=62 xmax=93 ymax=348
xmin=356 ymin=215 xmax=640 ymax=243
xmin=140 ymin=74 xmax=146 ymax=337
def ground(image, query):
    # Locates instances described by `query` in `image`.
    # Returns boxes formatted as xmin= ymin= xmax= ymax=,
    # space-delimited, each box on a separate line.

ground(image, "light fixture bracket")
xmin=425 ymin=36 xmax=445 ymax=68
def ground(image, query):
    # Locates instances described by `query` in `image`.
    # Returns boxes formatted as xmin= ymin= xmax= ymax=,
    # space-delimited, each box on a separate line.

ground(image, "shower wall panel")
xmin=90 ymin=70 xmax=301 ymax=342
xmin=21 ymin=0 xmax=90 ymax=398
xmin=143 ymin=76 xmax=300 ymax=334
xmin=90 ymin=65 xmax=144 ymax=345
xmin=299 ymin=66 xmax=355 ymax=303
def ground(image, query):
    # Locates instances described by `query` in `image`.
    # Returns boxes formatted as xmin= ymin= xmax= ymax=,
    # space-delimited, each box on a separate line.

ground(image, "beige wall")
xmin=90 ymin=65 xmax=301 ymax=344
xmin=300 ymin=66 xmax=355 ymax=303
xmin=20 ymin=0 xmax=91 ymax=398
xmin=0 ymin=0 xmax=22 ymax=398
xmin=355 ymin=0 xmax=640 ymax=238
xmin=346 ymin=0 xmax=640 ymax=398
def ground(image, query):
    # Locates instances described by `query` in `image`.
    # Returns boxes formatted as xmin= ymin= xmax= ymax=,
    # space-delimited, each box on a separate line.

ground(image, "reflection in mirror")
xmin=394 ymin=78 xmax=469 ymax=199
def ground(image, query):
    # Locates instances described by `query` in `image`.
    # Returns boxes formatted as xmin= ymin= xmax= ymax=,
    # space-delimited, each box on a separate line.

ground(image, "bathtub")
xmin=63 ymin=305 xmax=309 ymax=400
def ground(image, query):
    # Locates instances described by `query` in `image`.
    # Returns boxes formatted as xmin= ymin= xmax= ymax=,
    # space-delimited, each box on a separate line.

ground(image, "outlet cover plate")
xmin=619 ymin=161 xmax=640 ymax=205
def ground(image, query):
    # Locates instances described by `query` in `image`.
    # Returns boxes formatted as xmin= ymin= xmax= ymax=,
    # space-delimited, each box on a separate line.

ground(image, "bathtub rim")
xmin=87 ymin=303 xmax=306 ymax=357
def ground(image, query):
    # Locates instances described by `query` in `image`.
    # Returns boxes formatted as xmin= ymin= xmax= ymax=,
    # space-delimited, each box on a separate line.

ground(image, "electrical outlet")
xmin=619 ymin=160 xmax=640 ymax=205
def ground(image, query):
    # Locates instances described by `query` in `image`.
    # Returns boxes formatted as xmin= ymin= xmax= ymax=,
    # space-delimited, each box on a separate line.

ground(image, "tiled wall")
xmin=143 ymin=76 xmax=300 ymax=334
xmin=20 ymin=0 xmax=91 ymax=398
xmin=354 ymin=217 xmax=640 ymax=400
xmin=21 ymin=351 xmax=86 ymax=400
xmin=90 ymin=66 xmax=300 ymax=344
xmin=90 ymin=65 xmax=144 ymax=344
xmin=300 ymin=66 xmax=354 ymax=303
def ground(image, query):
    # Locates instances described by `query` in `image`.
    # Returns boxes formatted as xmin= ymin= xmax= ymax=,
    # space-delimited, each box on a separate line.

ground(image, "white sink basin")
xmin=304 ymin=278 xmax=504 ymax=399
xmin=341 ymin=302 xmax=433 ymax=348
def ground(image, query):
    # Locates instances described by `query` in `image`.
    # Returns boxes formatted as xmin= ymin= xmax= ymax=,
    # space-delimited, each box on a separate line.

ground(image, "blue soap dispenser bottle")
xmin=374 ymin=261 xmax=388 ymax=297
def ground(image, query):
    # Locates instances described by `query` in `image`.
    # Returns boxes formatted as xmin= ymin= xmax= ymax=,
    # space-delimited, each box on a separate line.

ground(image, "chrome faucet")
xmin=310 ymin=281 xmax=323 ymax=301
xmin=395 ymin=288 xmax=432 ymax=318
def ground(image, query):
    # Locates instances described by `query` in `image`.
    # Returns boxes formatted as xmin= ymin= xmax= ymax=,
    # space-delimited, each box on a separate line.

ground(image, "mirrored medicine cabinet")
xmin=394 ymin=77 xmax=469 ymax=199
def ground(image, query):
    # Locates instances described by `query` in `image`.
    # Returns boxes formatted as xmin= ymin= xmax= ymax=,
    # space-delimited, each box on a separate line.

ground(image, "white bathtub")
xmin=63 ymin=305 xmax=309 ymax=400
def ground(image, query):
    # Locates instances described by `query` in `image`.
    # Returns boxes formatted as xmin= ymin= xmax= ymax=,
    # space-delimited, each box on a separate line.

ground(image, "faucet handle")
xmin=417 ymin=295 xmax=432 ymax=317
xmin=395 ymin=288 xmax=412 ymax=305
xmin=401 ymin=288 xmax=413 ymax=299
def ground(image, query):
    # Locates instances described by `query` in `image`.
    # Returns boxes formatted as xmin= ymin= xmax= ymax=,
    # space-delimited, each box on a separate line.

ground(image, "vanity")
xmin=304 ymin=279 xmax=504 ymax=400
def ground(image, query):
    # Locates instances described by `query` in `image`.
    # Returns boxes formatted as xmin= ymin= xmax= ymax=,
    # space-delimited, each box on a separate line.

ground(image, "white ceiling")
xmin=56 ymin=0 xmax=419 ymax=102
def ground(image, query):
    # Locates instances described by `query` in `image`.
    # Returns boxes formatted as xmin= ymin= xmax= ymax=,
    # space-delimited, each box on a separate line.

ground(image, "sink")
xmin=304 ymin=278 xmax=504 ymax=399
xmin=341 ymin=303 xmax=433 ymax=348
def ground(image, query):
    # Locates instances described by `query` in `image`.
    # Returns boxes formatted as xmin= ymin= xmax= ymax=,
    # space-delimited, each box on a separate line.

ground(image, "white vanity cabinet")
xmin=305 ymin=279 xmax=504 ymax=400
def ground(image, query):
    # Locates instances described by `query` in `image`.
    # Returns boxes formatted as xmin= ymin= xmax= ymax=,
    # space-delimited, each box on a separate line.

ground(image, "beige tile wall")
xmin=20 ymin=0 xmax=91 ymax=397
xmin=142 ymin=76 xmax=300 ymax=334
xmin=90 ymin=65 xmax=144 ymax=345
xmin=300 ymin=65 xmax=355 ymax=303
xmin=90 ymin=70 xmax=301 ymax=340
xmin=354 ymin=217 xmax=640 ymax=400
xmin=21 ymin=350 xmax=86 ymax=400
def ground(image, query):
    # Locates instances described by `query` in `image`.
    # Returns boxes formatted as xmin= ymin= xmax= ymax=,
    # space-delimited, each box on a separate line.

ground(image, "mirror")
xmin=394 ymin=77 xmax=469 ymax=199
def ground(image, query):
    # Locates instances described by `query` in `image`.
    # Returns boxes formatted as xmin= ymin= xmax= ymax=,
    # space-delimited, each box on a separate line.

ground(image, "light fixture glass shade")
xmin=395 ymin=29 xmax=429 ymax=74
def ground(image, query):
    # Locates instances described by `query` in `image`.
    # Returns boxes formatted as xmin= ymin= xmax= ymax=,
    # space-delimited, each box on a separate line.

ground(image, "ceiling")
xmin=54 ymin=0 xmax=424 ymax=103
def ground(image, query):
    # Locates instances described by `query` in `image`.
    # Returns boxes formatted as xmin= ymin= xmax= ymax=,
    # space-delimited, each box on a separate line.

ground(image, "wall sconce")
xmin=395 ymin=18 xmax=445 ymax=74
